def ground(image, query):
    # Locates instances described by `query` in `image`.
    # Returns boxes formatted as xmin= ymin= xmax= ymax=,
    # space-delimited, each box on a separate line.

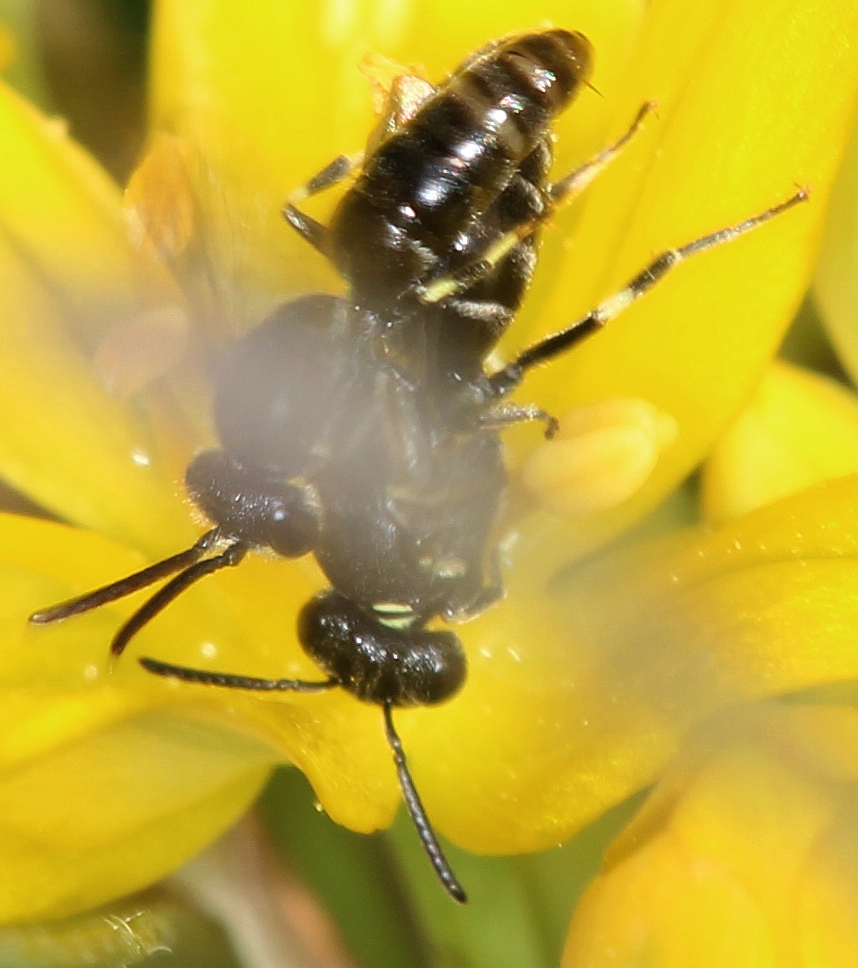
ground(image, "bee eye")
xmin=265 ymin=504 xmax=319 ymax=558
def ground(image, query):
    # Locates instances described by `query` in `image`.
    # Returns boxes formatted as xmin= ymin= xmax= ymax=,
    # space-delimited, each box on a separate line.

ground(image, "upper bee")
xmin=330 ymin=29 xmax=592 ymax=308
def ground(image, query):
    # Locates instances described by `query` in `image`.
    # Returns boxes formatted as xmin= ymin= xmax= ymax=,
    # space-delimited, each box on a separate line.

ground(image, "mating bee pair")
xmin=32 ymin=29 xmax=807 ymax=901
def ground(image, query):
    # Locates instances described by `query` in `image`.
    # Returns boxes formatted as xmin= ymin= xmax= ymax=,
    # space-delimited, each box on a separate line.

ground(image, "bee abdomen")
xmin=445 ymin=30 xmax=592 ymax=165
xmin=330 ymin=29 xmax=592 ymax=295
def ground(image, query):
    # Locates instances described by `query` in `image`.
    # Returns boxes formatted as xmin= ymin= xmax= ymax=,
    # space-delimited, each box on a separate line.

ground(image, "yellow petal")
xmin=562 ymin=704 xmax=858 ymax=968
xmin=815 ymin=107 xmax=858 ymax=383
xmin=512 ymin=0 xmax=858 ymax=578
xmin=0 ymin=75 xmax=198 ymax=551
xmin=0 ymin=709 xmax=268 ymax=925
xmin=702 ymin=360 xmax=858 ymax=523
xmin=0 ymin=237 xmax=195 ymax=555
xmin=0 ymin=78 xmax=179 ymax=338
xmin=0 ymin=518 xmax=276 ymax=923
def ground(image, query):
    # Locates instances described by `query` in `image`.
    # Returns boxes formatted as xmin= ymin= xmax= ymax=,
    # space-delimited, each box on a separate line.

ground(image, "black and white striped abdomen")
xmin=329 ymin=29 xmax=592 ymax=304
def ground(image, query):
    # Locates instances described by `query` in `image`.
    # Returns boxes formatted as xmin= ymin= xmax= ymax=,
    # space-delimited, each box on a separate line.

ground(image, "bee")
xmin=31 ymin=29 xmax=808 ymax=902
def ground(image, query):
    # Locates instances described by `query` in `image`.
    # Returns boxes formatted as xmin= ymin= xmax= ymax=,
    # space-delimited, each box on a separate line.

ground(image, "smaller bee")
xmin=31 ymin=30 xmax=808 ymax=902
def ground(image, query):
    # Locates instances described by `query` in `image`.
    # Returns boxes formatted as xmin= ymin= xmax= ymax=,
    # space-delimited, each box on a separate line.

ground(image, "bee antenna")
xmin=382 ymin=702 xmax=467 ymax=903
xmin=110 ymin=540 xmax=248 ymax=656
xmin=29 ymin=528 xmax=221 ymax=626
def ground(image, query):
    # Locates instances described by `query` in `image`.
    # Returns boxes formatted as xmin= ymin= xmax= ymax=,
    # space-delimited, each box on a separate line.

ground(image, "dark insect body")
xmin=326 ymin=30 xmax=590 ymax=387
xmin=31 ymin=29 xmax=808 ymax=902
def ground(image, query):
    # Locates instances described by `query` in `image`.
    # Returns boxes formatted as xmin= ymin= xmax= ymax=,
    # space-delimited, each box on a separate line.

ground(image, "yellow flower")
xmin=0 ymin=0 xmax=856 ymax=933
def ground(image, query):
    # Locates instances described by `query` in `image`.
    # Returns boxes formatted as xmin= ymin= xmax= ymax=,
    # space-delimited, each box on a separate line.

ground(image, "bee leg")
xmin=474 ymin=401 xmax=559 ymax=437
xmin=444 ymin=550 xmax=505 ymax=622
xmin=283 ymin=152 xmax=363 ymax=258
xmin=545 ymin=100 xmax=655 ymax=208
xmin=488 ymin=187 xmax=810 ymax=396
xmin=419 ymin=102 xmax=655 ymax=305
